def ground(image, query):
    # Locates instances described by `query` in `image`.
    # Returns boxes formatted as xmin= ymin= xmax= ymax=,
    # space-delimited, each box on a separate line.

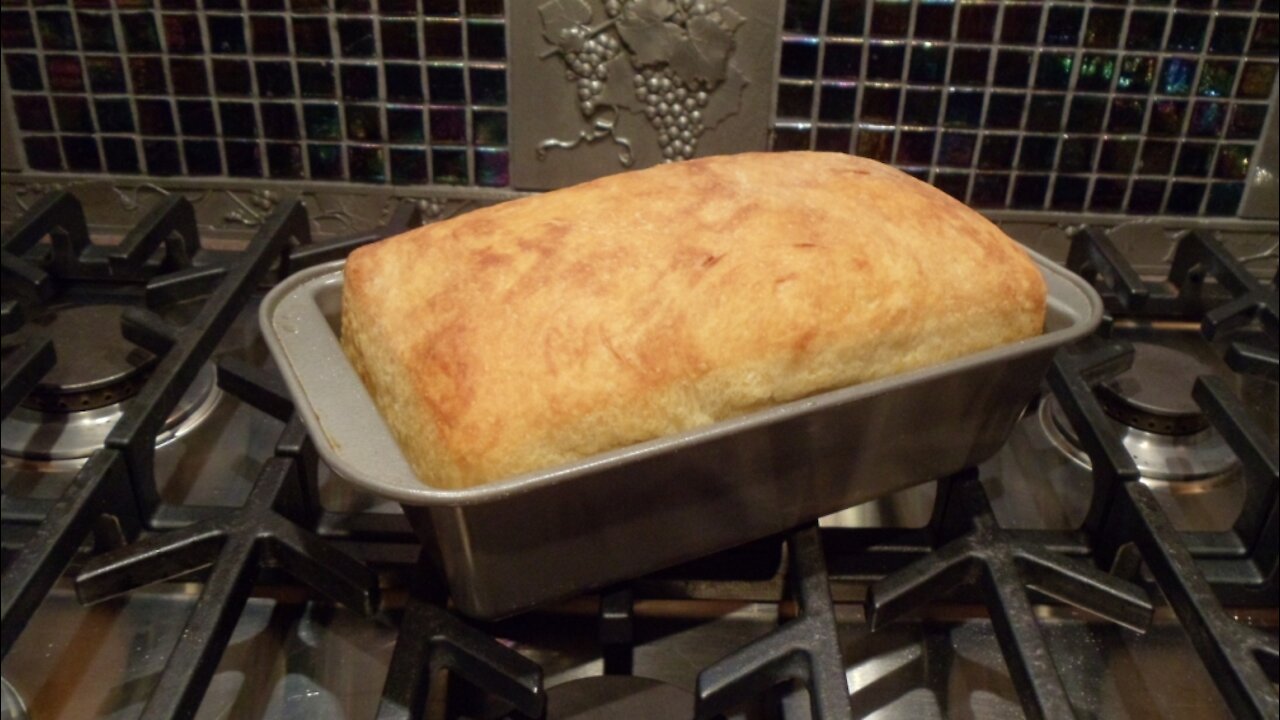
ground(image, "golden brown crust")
xmin=341 ymin=152 xmax=1047 ymax=489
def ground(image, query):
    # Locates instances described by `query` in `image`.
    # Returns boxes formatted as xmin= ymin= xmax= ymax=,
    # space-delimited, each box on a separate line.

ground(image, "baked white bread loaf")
xmin=341 ymin=152 xmax=1047 ymax=489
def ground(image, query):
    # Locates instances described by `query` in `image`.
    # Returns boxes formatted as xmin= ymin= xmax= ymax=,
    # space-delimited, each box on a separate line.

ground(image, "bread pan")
xmin=261 ymin=248 xmax=1102 ymax=619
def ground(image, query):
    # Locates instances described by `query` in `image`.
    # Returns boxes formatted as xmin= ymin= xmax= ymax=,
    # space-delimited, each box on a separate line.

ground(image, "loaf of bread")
xmin=341 ymin=152 xmax=1046 ymax=489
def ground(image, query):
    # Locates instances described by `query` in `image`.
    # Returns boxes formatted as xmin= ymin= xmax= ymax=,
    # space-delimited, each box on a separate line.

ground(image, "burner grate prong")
xmin=216 ymin=356 xmax=295 ymax=422
xmin=109 ymin=196 xmax=199 ymax=277
xmin=0 ymin=337 xmax=55 ymax=420
xmin=1225 ymin=340 xmax=1279 ymax=381
xmin=696 ymin=525 xmax=852 ymax=720
xmin=120 ymin=307 xmax=180 ymax=356
xmin=1 ymin=191 xmax=90 ymax=280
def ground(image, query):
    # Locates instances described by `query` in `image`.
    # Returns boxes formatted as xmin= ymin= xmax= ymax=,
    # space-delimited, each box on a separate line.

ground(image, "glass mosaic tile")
xmin=871 ymin=0 xmax=909 ymax=37
xmin=1189 ymin=100 xmax=1227 ymax=136
xmin=37 ymin=11 xmax=75 ymax=50
xmin=214 ymin=59 xmax=251 ymax=96
xmin=1084 ymin=8 xmax=1124 ymax=48
xmin=861 ymin=87 xmax=900 ymax=123
xmin=978 ymin=135 xmax=1015 ymax=170
xmin=207 ymin=15 xmax=245 ymax=53
xmin=1205 ymin=182 xmax=1243 ymax=215
xmin=1052 ymin=176 xmax=1088 ymax=210
xmin=475 ymin=148 xmax=509 ymax=187
xmin=1012 ymin=175 xmax=1049 ymax=209
xmin=895 ymin=131 xmax=935 ymax=165
xmin=63 ymin=136 xmax=102 ymax=172
xmin=468 ymin=21 xmax=505 ymax=60
xmin=1214 ymin=144 xmax=1251 ymax=179
xmin=1209 ymin=15 xmax=1250 ymax=54
xmin=1000 ymin=4 xmax=1041 ymax=44
xmin=938 ymin=132 xmax=975 ymax=167
xmin=346 ymin=104 xmax=382 ymax=141
xmin=261 ymin=103 xmax=299 ymax=139
xmin=380 ymin=20 xmax=418 ymax=59
xmin=429 ymin=106 xmax=466 ymax=143
xmin=428 ymin=64 xmax=465 ymax=103
xmin=167 ymin=59 xmax=206 ymax=94
xmin=1044 ymin=5 xmax=1084 ymax=46
xmin=856 ymin=129 xmax=893 ymax=162
xmin=257 ymin=61 xmax=295 ymax=98
xmin=781 ymin=39 xmax=819 ymax=78
xmin=901 ymin=89 xmax=940 ymax=126
xmin=304 ymin=103 xmax=341 ymax=140
xmin=1127 ymin=180 xmax=1165 ymax=214
xmin=908 ymin=45 xmax=946 ymax=84
xmin=293 ymin=17 xmax=332 ymax=56
xmin=1197 ymin=60 xmax=1237 ymax=97
xmin=1160 ymin=58 xmax=1196 ymax=95
xmin=143 ymin=139 xmax=180 ymax=175
xmin=130 ymin=57 xmax=167 ymax=94
xmin=298 ymin=61 xmax=336 ymax=98
xmin=1107 ymin=98 xmax=1147 ymax=133
xmin=1018 ymin=136 xmax=1057 ymax=172
xmin=163 ymin=15 xmax=202 ymax=54
xmin=5 ymin=54 xmax=42 ymax=91
xmin=2 ymin=11 xmax=36 ymax=48
xmin=818 ymin=84 xmax=857 ymax=122
xmin=1089 ymin=178 xmax=1126 ymax=211
xmin=866 ymin=44 xmax=904 ymax=81
xmin=1036 ymin=53 xmax=1073 ymax=90
xmin=823 ymin=42 xmax=860 ymax=79
xmin=178 ymin=100 xmax=216 ymax=135
xmin=994 ymin=51 xmax=1032 ymax=88
xmin=1149 ymin=100 xmax=1187 ymax=135
xmin=103 ymin=137 xmax=140 ymax=173
xmin=1166 ymin=181 xmax=1206 ymax=214
xmin=1125 ymin=11 xmax=1166 ymax=51
xmin=971 ymin=173 xmax=1009 ymax=208
xmin=826 ymin=0 xmax=865 ymax=36
xmin=1237 ymin=61 xmax=1277 ymax=98
xmin=1167 ymin=12 xmax=1208 ymax=51
xmin=1059 ymin=137 xmax=1096 ymax=173
xmin=933 ymin=173 xmax=968 ymax=201
xmin=772 ymin=126 xmax=810 ymax=151
xmin=225 ymin=140 xmax=262 ymax=177
xmin=1027 ymin=95 xmax=1065 ymax=132
xmin=1117 ymin=56 xmax=1156 ymax=94
xmin=267 ymin=142 xmax=304 ymax=178
xmin=25 ymin=137 xmax=63 ymax=171
xmin=1077 ymin=54 xmax=1117 ymax=92
xmin=1099 ymin=139 xmax=1139 ymax=174
xmin=339 ymin=19 xmax=376 ymax=57
xmin=386 ymin=106 xmax=424 ymax=143
xmin=121 ymin=12 xmax=160 ymax=52
xmin=1139 ymin=140 xmax=1176 ymax=174
xmin=390 ymin=147 xmax=428 ymax=184
xmin=432 ymin=147 xmax=468 ymax=183
xmin=308 ymin=143 xmax=343 ymax=178
xmin=956 ymin=3 xmax=996 ymax=42
xmin=949 ymin=48 xmax=989 ymax=87
xmin=78 ymin=12 xmax=118 ymax=51
xmin=348 ymin=143 xmax=381 ymax=181
xmin=47 ymin=55 xmax=84 ymax=92
xmin=914 ymin=2 xmax=951 ymax=40
xmin=776 ymin=83 xmax=812 ymax=119
xmin=85 ymin=55 xmax=125 ymax=92
xmin=341 ymin=64 xmax=379 ymax=100
xmin=1067 ymin=96 xmax=1108 ymax=133
xmin=1176 ymin=142 xmax=1213 ymax=176
xmin=1226 ymin=103 xmax=1267 ymax=138
xmin=472 ymin=109 xmax=506 ymax=145
xmin=14 ymin=95 xmax=54 ymax=132
xmin=1252 ymin=17 xmax=1279 ymax=54
xmin=252 ymin=16 xmax=289 ymax=55
xmin=137 ymin=98 xmax=176 ymax=135
xmin=944 ymin=91 xmax=983 ymax=128
xmin=218 ymin=101 xmax=257 ymax=138
xmin=985 ymin=94 xmax=1024 ymax=129
xmin=55 ymin=95 xmax=94 ymax=133
xmin=814 ymin=127 xmax=851 ymax=153
xmin=784 ymin=0 xmax=821 ymax=33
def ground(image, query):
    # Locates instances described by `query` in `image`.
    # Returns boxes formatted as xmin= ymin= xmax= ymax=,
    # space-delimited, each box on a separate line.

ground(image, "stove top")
xmin=1 ymin=191 xmax=1276 ymax=720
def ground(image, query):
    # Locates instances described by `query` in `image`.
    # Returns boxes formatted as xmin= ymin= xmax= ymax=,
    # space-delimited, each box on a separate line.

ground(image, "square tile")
xmin=260 ymin=102 xmax=299 ymax=139
xmin=908 ymin=45 xmax=946 ymax=84
xmin=1099 ymin=138 xmax=1139 ymax=173
xmin=470 ymin=67 xmax=506 ymax=105
xmin=1077 ymin=54 xmax=1117 ymax=92
xmin=103 ymin=137 xmax=140 ymax=173
xmin=1036 ymin=53 xmax=1073 ymax=90
xmin=1188 ymin=100 xmax=1226 ymax=136
xmin=218 ymin=102 xmax=257 ymax=138
xmin=1000 ymin=4 xmax=1042 ymax=44
xmin=956 ymin=3 xmax=996 ymax=42
xmin=1125 ymin=11 xmax=1166 ymax=50
xmin=86 ymin=56 xmax=126 ymax=92
xmin=24 ymin=137 xmax=63 ymax=171
xmin=1209 ymin=15 xmax=1249 ymax=54
xmin=2 ymin=11 xmax=36 ymax=49
xmin=1237 ymin=62 xmax=1277 ymax=99
xmin=1059 ymin=137 xmax=1096 ymax=173
xmin=256 ymin=61 xmax=295 ymax=98
xmin=1176 ymin=142 xmax=1213 ymax=175
xmin=1149 ymin=99 xmax=1187 ymax=135
xmin=901 ymin=89 xmax=940 ymax=126
xmin=37 ymin=10 xmax=76 ymax=50
xmin=225 ymin=141 xmax=262 ymax=177
xmin=387 ymin=106 xmax=424 ymax=143
xmin=866 ymin=44 xmax=904 ymax=81
xmin=338 ymin=18 xmax=376 ymax=57
xmin=776 ymin=82 xmax=814 ymax=119
xmin=78 ymin=11 xmax=117 ymax=51
xmin=944 ymin=91 xmax=983 ymax=127
xmin=1139 ymin=140 xmax=1176 ymax=174
xmin=819 ymin=84 xmax=856 ymax=122
xmin=933 ymin=173 xmax=969 ymax=201
xmin=1027 ymin=95 xmax=1065 ymax=132
xmin=298 ymin=62 xmax=336 ymax=98
xmin=1067 ymin=95 xmax=1108 ymax=133
xmin=855 ymin=128 xmax=893 ymax=162
xmin=304 ymin=103 xmax=341 ymax=140
xmin=1205 ymin=182 xmax=1243 ymax=215
xmin=429 ymin=106 xmax=466 ymax=143
xmin=1166 ymin=12 xmax=1208 ymax=51
xmin=213 ymin=59 xmax=251 ymax=95
xmin=472 ymin=109 xmax=506 ymax=145
xmin=1012 ymin=175 xmax=1049 ymax=209
xmin=870 ymin=0 xmax=909 ymax=37
xmin=1166 ymin=181 xmax=1206 ymax=214
xmin=895 ymin=130 xmax=935 ymax=165
xmin=1089 ymin=178 xmax=1126 ymax=211
xmin=1044 ymin=5 xmax=1084 ymax=46
xmin=994 ymin=50 xmax=1032 ymax=87
xmin=428 ymin=64 xmax=465 ymax=103
xmin=949 ymin=48 xmax=989 ymax=86
xmin=1051 ymin=176 xmax=1088 ymax=210
xmin=390 ymin=148 xmax=428 ymax=184
xmin=1127 ymin=180 xmax=1166 ymax=214
xmin=771 ymin=126 xmax=812 ymax=151
xmin=814 ymin=127 xmax=851 ymax=153
xmin=1197 ymin=60 xmax=1237 ymax=97
xmin=971 ymin=173 xmax=1009 ymax=208
xmin=781 ymin=38 xmax=819 ymax=78
xmin=914 ymin=2 xmax=952 ymax=40
xmin=308 ymin=143 xmax=344 ymax=179
xmin=985 ymin=94 xmax=1024 ymax=129
xmin=1084 ymin=8 xmax=1124 ymax=48
xmin=14 ymin=95 xmax=54 ymax=131
xmin=4 ymin=54 xmax=42 ymax=91
xmin=938 ymin=132 xmax=976 ymax=167
xmin=267 ymin=142 xmax=304 ymax=179
xmin=55 ymin=96 xmax=95 ymax=133
xmin=1214 ymin=144 xmax=1252 ymax=180
xmin=1018 ymin=136 xmax=1058 ymax=171
xmin=293 ymin=17 xmax=332 ymax=57
xmin=178 ymin=100 xmax=216 ymax=135
xmin=1159 ymin=57 xmax=1196 ymax=95
xmin=129 ymin=57 xmax=167 ymax=94
xmin=381 ymin=19 xmax=418 ymax=59
xmin=345 ymin=104 xmax=382 ymax=141
xmin=431 ymin=147 xmax=468 ymax=184
xmin=1226 ymin=103 xmax=1267 ymax=138
xmin=826 ymin=0 xmax=866 ymax=36
xmin=142 ymin=139 xmax=180 ymax=176
xmin=136 ymin=98 xmax=175 ymax=135
xmin=822 ymin=42 xmax=860 ymax=79
xmin=1107 ymin=98 xmax=1147 ymax=133
xmin=1252 ymin=17 xmax=1279 ymax=55
xmin=978 ymin=135 xmax=1016 ymax=170
xmin=251 ymin=15 xmax=289 ymax=55
xmin=207 ymin=15 xmax=245 ymax=53
xmin=467 ymin=20 xmax=504 ymax=59
xmin=341 ymin=63 xmax=379 ymax=100
xmin=47 ymin=55 xmax=84 ymax=92
xmin=1117 ymin=55 xmax=1157 ymax=94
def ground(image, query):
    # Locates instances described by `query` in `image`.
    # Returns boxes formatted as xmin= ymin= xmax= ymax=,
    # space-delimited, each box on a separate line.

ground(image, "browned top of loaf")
xmin=343 ymin=152 xmax=1047 ymax=488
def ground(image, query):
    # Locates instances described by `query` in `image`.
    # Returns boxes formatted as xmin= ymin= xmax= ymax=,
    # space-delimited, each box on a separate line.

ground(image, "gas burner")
xmin=0 ymin=363 xmax=221 ymax=468
xmin=17 ymin=304 xmax=157 ymax=413
xmin=1039 ymin=344 xmax=1241 ymax=488
xmin=0 ymin=676 xmax=27 ymax=720
xmin=545 ymin=676 xmax=693 ymax=720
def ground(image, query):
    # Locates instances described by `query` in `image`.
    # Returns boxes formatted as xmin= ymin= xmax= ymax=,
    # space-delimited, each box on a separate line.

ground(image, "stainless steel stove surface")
xmin=1 ymin=194 xmax=1277 ymax=720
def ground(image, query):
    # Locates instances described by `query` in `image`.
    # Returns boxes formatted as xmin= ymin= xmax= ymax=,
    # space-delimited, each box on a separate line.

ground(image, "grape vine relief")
xmin=536 ymin=0 xmax=750 ymax=165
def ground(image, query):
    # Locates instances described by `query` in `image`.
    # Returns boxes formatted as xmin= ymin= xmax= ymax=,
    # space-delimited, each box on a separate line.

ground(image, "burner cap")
xmin=1095 ymin=343 xmax=1212 ymax=435
xmin=20 ymin=305 xmax=156 ymax=413
xmin=546 ymin=676 xmax=693 ymax=720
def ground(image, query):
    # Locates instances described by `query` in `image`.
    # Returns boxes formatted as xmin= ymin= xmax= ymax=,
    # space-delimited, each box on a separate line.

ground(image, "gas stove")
xmin=1 ymin=191 xmax=1276 ymax=720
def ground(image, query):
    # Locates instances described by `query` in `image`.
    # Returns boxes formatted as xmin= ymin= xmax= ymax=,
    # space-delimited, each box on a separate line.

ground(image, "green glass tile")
xmin=1078 ymin=54 xmax=1117 ymax=92
xmin=1160 ymin=58 xmax=1196 ymax=95
xmin=308 ymin=143 xmax=343 ymax=179
xmin=472 ymin=109 xmax=507 ymax=145
xmin=1117 ymin=56 xmax=1156 ymax=94
xmin=431 ymin=147 xmax=468 ymax=184
xmin=1237 ymin=62 xmax=1278 ymax=99
xmin=1197 ymin=60 xmax=1237 ymax=97
xmin=1214 ymin=144 xmax=1251 ymax=180
xmin=1036 ymin=53 xmax=1073 ymax=90
xmin=304 ymin=104 xmax=340 ymax=140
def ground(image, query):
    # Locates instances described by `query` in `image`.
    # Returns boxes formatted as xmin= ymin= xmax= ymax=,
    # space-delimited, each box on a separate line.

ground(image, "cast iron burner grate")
xmin=2 ymin=195 xmax=1277 ymax=720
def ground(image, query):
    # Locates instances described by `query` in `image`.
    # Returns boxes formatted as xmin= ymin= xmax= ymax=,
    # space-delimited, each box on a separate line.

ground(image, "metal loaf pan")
xmin=261 ymin=250 xmax=1102 ymax=619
